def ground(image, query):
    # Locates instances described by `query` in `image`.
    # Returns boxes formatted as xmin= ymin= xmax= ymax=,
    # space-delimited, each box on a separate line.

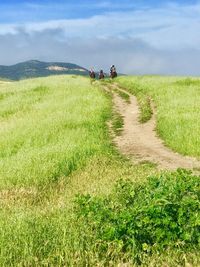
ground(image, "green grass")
xmin=75 ymin=169 xmax=200 ymax=266
xmin=116 ymin=81 xmax=153 ymax=123
xmin=0 ymin=156 xmax=157 ymax=266
xmin=116 ymin=76 xmax=200 ymax=158
xmin=114 ymin=88 xmax=131 ymax=103
xmin=112 ymin=111 xmax=124 ymax=135
xmin=0 ymin=76 xmax=112 ymax=189
xmin=0 ymin=75 xmax=199 ymax=266
xmin=0 ymin=75 xmax=157 ymax=266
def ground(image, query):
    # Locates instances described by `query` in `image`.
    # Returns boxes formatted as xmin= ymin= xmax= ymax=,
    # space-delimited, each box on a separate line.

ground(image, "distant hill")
xmin=0 ymin=60 xmax=89 ymax=80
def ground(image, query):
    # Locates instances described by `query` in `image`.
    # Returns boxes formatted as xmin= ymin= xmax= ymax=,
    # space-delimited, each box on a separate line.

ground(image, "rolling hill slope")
xmin=0 ymin=75 xmax=199 ymax=266
xmin=0 ymin=60 xmax=88 ymax=80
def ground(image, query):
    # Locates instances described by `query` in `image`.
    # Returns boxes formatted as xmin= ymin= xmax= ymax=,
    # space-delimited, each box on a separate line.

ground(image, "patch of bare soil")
xmin=106 ymin=84 xmax=200 ymax=171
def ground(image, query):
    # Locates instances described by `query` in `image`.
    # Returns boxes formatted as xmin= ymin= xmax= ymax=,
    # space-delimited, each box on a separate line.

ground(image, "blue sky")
xmin=0 ymin=0 xmax=200 ymax=74
xmin=0 ymin=0 xmax=198 ymax=22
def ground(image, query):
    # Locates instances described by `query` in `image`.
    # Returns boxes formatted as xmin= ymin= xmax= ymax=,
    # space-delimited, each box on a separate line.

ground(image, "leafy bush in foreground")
xmin=75 ymin=169 xmax=200 ymax=264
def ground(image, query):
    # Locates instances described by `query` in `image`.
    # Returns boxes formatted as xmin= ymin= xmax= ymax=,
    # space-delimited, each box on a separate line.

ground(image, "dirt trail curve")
xmin=105 ymin=83 xmax=200 ymax=171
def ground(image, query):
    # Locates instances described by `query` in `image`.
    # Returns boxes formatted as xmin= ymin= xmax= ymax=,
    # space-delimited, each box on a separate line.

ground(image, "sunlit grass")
xmin=0 ymin=75 xmax=157 ymax=265
xmin=0 ymin=75 xmax=199 ymax=266
xmin=117 ymin=76 xmax=200 ymax=158
xmin=0 ymin=76 xmax=112 ymax=189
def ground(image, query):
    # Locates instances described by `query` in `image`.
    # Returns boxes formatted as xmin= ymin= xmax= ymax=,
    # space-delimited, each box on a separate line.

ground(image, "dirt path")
xmin=105 ymin=84 xmax=200 ymax=171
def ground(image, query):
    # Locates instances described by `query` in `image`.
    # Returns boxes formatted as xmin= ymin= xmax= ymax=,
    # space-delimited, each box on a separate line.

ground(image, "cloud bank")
xmin=0 ymin=1 xmax=200 ymax=75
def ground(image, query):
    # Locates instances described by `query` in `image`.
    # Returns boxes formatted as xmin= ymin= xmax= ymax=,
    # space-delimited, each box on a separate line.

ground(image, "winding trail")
xmin=105 ymin=84 xmax=200 ymax=171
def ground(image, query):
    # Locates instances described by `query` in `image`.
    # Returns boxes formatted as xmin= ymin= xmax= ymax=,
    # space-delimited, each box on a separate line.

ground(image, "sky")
xmin=0 ymin=0 xmax=200 ymax=75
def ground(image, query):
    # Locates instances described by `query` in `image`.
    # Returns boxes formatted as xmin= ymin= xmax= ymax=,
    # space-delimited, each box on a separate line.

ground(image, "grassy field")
xmin=117 ymin=76 xmax=200 ymax=158
xmin=0 ymin=75 xmax=199 ymax=266
xmin=0 ymin=76 xmax=113 ymax=189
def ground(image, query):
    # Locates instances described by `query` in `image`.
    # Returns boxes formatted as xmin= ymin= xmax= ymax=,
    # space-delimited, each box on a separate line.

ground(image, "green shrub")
xmin=75 ymin=169 xmax=200 ymax=264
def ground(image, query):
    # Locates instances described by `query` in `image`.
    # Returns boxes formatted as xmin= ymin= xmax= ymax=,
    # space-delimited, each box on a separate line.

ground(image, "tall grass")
xmin=0 ymin=75 xmax=158 ymax=266
xmin=0 ymin=157 xmax=156 ymax=266
xmin=117 ymin=76 xmax=200 ymax=158
xmin=0 ymin=75 xmax=199 ymax=266
xmin=0 ymin=76 xmax=112 ymax=189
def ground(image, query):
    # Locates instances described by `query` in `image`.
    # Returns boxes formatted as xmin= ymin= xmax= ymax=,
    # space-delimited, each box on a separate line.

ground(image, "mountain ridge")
xmin=0 ymin=60 xmax=89 ymax=80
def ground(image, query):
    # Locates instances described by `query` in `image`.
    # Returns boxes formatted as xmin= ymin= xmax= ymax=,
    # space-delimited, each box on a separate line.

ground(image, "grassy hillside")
xmin=117 ymin=76 xmax=200 ymax=158
xmin=0 ymin=75 xmax=112 ymax=188
xmin=0 ymin=76 xmax=199 ymax=266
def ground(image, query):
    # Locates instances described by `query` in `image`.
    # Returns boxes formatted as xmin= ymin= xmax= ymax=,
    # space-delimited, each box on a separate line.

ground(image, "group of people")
xmin=89 ymin=65 xmax=117 ymax=80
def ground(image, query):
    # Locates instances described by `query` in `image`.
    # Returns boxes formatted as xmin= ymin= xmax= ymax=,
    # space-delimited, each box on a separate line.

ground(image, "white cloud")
xmin=0 ymin=1 xmax=200 ymax=75
xmin=1 ymin=2 xmax=200 ymax=47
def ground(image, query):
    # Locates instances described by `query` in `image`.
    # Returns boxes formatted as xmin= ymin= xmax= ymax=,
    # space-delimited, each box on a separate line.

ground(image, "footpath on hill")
xmin=104 ymin=83 xmax=200 ymax=171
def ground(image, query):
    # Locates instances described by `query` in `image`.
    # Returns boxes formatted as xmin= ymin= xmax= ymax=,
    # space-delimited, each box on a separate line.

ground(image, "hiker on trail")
xmin=99 ymin=70 xmax=105 ymax=80
xmin=110 ymin=65 xmax=117 ymax=79
xmin=89 ymin=68 xmax=95 ymax=79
